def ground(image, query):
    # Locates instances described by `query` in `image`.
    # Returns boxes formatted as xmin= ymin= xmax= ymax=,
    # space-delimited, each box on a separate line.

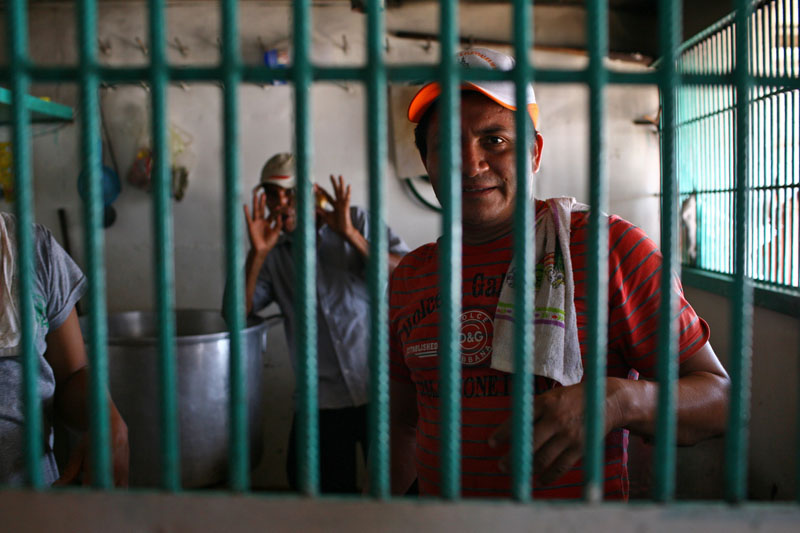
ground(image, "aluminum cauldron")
xmin=82 ymin=310 xmax=267 ymax=488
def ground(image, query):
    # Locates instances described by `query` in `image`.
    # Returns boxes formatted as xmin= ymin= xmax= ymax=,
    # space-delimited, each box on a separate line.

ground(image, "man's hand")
xmin=488 ymin=382 xmax=621 ymax=486
xmin=244 ymin=189 xmax=282 ymax=256
xmin=487 ymin=343 xmax=729 ymax=487
xmin=316 ymin=175 xmax=356 ymax=240
xmin=54 ymin=412 xmax=130 ymax=488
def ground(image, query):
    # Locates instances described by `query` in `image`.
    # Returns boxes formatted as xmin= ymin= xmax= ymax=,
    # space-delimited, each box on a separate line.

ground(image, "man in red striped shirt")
xmin=388 ymin=48 xmax=730 ymax=499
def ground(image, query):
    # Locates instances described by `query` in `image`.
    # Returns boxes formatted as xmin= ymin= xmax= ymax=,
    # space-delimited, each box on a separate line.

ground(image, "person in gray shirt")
xmin=235 ymin=153 xmax=409 ymax=493
xmin=1 ymin=212 xmax=128 ymax=487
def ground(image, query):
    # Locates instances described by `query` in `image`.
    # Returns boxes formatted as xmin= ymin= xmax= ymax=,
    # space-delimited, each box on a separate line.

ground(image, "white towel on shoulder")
xmin=0 ymin=212 xmax=20 ymax=351
xmin=490 ymin=197 xmax=588 ymax=386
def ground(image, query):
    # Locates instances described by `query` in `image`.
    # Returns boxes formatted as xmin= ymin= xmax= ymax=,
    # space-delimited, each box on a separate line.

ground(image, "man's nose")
xmin=462 ymin=141 xmax=488 ymax=177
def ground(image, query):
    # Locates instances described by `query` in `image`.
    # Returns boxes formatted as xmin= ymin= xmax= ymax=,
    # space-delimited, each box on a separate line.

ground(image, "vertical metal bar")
xmin=725 ymin=0 xmax=754 ymax=503
xmin=769 ymin=2 xmax=777 ymax=283
xmin=366 ymin=0 xmax=390 ymax=499
xmin=654 ymin=0 xmax=681 ymax=502
xmin=584 ymin=0 xmax=609 ymax=504
xmin=756 ymin=6 xmax=769 ymax=280
xmin=510 ymin=0 xmax=534 ymax=502
xmin=221 ymin=0 xmax=248 ymax=491
xmin=148 ymin=0 xmax=180 ymax=491
xmin=292 ymin=0 xmax=319 ymax=496
xmin=730 ymin=25 xmax=736 ymax=275
xmin=7 ymin=0 xmax=42 ymax=489
xmin=716 ymin=38 xmax=723 ymax=273
xmin=78 ymin=0 xmax=112 ymax=489
xmin=438 ymin=0 xmax=462 ymax=501
xmin=781 ymin=0 xmax=789 ymax=286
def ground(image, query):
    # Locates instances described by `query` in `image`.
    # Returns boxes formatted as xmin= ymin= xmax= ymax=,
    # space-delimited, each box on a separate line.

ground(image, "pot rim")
xmin=82 ymin=309 xmax=272 ymax=346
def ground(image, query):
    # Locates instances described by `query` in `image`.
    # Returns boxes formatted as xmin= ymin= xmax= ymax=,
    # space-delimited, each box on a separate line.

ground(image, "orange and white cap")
xmin=258 ymin=152 xmax=296 ymax=190
xmin=407 ymin=47 xmax=539 ymax=129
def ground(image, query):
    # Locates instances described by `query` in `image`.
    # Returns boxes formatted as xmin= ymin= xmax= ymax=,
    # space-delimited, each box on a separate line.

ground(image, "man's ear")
xmin=532 ymin=132 xmax=544 ymax=173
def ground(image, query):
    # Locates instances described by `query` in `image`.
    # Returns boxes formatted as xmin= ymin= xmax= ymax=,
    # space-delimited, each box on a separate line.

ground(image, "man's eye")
xmin=484 ymin=136 xmax=506 ymax=146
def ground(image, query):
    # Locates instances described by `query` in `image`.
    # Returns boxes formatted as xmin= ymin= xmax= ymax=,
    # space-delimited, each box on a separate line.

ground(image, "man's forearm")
xmin=609 ymin=365 xmax=729 ymax=445
xmin=344 ymin=227 xmax=404 ymax=274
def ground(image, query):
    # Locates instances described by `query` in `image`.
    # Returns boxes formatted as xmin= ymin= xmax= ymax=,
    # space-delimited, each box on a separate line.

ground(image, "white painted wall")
xmin=14 ymin=2 xmax=789 ymax=497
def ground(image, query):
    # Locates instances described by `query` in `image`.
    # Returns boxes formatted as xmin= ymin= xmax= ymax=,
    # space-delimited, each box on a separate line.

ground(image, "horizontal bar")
xmin=678 ymin=184 xmax=800 ymax=194
xmin=682 ymin=267 xmax=799 ymax=317
xmin=7 ymin=65 xmax=799 ymax=89
xmin=676 ymin=85 xmax=799 ymax=129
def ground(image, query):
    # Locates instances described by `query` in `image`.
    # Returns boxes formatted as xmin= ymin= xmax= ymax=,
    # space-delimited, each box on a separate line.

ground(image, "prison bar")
xmin=726 ymin=0 xmax=756 ymax=503
xmin=437 ymin=0 xmax=462 ymax=501
xmin=584 ymin=0 xmax=610 ymax=503
xmin=148 ymin=0 xmax=181 ymax=492
xmin=220 ymin=0 xmax=249 ymax=493
xmin=1 ymin=0 xmax=797 ymax=506
xmin=292 ymin=0 xmax=320 ymax=496
xmin=7 ymin=0 xmax=42 ymax=490
xmin=366 ymin=0 xmax=391 ymax=499
xmin=510 ymin=0 xmax=535 ymax=502
xmin=77 ymin=0 xmax=113 ymax=489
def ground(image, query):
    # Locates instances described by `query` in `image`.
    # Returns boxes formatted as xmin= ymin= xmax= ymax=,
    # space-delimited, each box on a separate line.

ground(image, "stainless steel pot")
xmin=82 ymin=310 xmax=268 ymax=488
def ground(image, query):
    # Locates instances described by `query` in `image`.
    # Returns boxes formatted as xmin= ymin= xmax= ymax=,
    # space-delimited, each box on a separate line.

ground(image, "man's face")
xmin=422 ymin=92 xmax=543 ymax=243
xmin=264 ymin=184 xmax=297 ymax=232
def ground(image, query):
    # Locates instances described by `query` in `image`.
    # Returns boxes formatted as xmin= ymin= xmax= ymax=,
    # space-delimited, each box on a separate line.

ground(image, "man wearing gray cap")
xmin=237 ymin=152 xmax=409 ymax=493
xmin=388 ymin=48 xmax=729 ymax=499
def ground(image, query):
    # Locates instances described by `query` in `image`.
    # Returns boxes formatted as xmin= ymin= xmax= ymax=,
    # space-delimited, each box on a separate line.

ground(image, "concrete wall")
xmin=7 ymin=1 xmax=791 ymax=502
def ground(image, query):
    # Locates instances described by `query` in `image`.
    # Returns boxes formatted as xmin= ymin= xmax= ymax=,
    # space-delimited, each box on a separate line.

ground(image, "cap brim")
xmin=408 ymin=81 xmax=539 ymax=130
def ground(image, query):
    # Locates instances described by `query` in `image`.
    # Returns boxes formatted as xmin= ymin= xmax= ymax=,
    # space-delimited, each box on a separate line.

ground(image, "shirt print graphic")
xmin=404 ymin=307 xmax=494 ymax=367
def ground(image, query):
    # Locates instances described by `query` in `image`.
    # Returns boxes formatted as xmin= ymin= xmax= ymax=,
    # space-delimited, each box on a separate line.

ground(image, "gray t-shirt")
xmin=0 ymin=214 xmax=87 ymax=486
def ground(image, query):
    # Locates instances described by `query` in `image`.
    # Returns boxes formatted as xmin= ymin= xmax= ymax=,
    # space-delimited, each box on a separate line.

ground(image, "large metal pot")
xmin=83 ymin=310 xmax=268 ymax=488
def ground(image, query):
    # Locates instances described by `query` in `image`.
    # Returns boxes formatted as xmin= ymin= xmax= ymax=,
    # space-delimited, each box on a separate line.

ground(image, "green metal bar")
xmin=760 ymin=2 xmax=775 ymax=281
xmin=728 ymin=25 xmax=736 ymax=277
xmin=148 ymin=0 xmax=180 ymax=491
xmin=584 ymin=0 xmax=609 ymax=504
xmin=16 ymin=63 xmax=800 ymax=89
xmin=438 ymin=0 xmax=461 ymax=501
xmin=681 ymin=267 xmax=800 ymax=317
xmin=714 ymin=34 xmax=723 ymax=274
xmin=725 ymin=0 xmax=755 ymax=503
xmin=757 ymin=8 xmax=765 ymax=281
xmin=366 ymin=0 xmax=390 ymax=500
xmin=7 ymin=0 xmax=42 ymax=489
xmin=292 ymin=0 xmax=319 ymax=497
xmin=510 ymin=0 xmax=534 ymax=503
xmin=221 ymin=0 xmax=248 ymax=491
xmin=715 ymin=33 xmax=724 ymax=274
xmin=780 ymin=0 xmax=788 ymax=287
xmin=654 ymin=0 xmax=681 ymax=502
xmin=77 ymin=0 xmax=112 ymax=489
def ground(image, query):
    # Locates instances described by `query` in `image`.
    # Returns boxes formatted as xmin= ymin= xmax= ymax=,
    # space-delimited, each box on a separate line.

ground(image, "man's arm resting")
xmin=390 ymin=378 xmax=419 ymax=495
xmin=609 ymin=341 xmax=730 ymax=445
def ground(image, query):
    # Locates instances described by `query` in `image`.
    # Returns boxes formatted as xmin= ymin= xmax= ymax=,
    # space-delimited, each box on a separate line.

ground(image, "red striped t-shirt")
xmin=388 ymin=203 xmax=710 ymax=500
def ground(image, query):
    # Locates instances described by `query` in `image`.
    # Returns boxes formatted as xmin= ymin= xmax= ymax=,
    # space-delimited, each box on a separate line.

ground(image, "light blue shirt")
xmin=250 ymin=206 xmax=409 ymax=409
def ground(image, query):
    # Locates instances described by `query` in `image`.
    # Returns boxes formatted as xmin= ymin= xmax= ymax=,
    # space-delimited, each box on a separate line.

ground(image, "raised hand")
xmin=243 ymin=189 xmax=283 ymax=255
xmin=316 ymin=175 xmax=355 ymax=239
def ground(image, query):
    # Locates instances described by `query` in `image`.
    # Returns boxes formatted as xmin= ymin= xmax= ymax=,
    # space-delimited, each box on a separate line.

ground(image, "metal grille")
xmin=677 ymin=0 xmax=800 ymax=291
xmin=1 ymin=0 xmax=796 ymax=508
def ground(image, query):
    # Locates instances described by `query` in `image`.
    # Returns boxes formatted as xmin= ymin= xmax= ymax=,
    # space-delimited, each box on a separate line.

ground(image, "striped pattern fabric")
xmin=389 ymin=202 xmax=710 ymax=499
